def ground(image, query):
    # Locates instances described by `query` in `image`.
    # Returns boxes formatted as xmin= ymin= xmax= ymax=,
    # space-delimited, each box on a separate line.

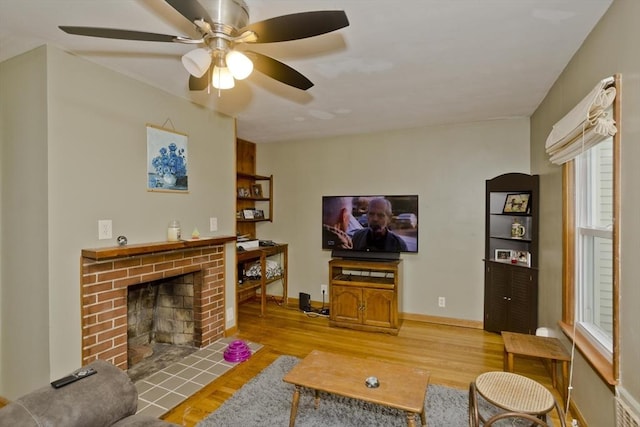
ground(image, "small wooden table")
xmin=501 ymin=332 xmax=571 ymax=404
xmin=283 ymin=350 xmax=430 ymax=427
xmin=236 ymin=243 xmax=288 ymax=316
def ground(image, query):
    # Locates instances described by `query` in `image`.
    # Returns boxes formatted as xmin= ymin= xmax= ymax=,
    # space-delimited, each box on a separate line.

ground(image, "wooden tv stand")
xmin=328 ymin=258 xmax=402 ymax=335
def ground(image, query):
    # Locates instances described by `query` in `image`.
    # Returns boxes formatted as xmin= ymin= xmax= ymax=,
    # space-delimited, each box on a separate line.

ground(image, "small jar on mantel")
xmin=167 ymin=220 xmax=181 ymax=242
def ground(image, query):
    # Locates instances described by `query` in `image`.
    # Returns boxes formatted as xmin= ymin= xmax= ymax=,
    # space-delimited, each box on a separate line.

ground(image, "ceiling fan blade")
xmin=59 ymin=26 xmax=188 ymax=42
xmin=165 ymin=0 xmax=212 ymax=25
xmin=248 ymin=51 xmax=313 ymax=90
xmin=239 ymin=11 xmax=349 ymax=43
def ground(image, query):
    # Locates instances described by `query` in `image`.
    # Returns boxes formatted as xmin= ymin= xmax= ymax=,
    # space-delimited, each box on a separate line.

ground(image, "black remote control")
xmin=51 ymin=367 xmax=97 ymax=389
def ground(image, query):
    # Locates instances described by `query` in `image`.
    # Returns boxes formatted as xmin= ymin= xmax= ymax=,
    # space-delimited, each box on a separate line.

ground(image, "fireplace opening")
xmin=127 ymin=273 xmax=198 ymax=381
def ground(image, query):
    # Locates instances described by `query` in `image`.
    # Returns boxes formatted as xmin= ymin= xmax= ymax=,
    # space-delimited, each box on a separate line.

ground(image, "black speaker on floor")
xmin=299 ymin=292 xmax=311 ymax=312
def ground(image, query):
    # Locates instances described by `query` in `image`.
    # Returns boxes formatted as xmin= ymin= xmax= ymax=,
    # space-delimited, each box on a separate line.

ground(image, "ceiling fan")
xmin=59 ymin=0 xmax=349 ymax=91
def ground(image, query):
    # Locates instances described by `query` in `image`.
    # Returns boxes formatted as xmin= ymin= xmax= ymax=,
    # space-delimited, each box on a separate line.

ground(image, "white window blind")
xmin=546 ymin=76 xmax=617 ymax=165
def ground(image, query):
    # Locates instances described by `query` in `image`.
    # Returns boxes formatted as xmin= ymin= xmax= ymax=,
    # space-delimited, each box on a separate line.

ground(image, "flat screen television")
xmin=322 ymin=195 xmax=418 ymax=260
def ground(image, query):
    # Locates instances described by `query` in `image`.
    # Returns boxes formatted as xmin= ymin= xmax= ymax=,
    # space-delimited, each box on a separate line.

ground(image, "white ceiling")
xmin=0 ymin=0 xmax=612 ymax=143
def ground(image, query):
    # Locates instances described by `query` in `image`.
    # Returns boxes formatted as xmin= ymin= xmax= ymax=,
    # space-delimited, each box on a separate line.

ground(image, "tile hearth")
xmin=134 ymin=337 xmax=262 ymax=418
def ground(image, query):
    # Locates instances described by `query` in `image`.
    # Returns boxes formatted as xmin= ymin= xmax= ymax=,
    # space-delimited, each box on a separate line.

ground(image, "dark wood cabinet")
xmin=484 ymin=261 xmax=538 ymax=334
xmin=484 ymin=173 xmax=539 ymax=334
xmin=329 ymin=258 xmax=401 ymax=335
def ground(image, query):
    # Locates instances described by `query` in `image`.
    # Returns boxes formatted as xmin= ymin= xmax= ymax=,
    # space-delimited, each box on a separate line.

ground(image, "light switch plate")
xmin=98 ymin=220 xmax=112 ymax=240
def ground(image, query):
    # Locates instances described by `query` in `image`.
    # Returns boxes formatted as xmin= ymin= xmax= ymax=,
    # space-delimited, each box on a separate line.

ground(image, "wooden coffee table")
xmin=501 ymin=331 xmax=571 ymax=405
xmin=283 ymin=350 xmax=430 ymax=427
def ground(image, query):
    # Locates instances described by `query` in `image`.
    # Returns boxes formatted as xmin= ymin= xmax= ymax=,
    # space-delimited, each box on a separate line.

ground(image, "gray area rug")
xmin=197 ymin=355 xmax=549 ymax=427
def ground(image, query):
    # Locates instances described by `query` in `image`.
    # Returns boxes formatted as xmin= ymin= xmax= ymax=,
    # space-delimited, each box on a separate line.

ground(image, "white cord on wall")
xmin=566 ymin=319 xmax=578 ymax=416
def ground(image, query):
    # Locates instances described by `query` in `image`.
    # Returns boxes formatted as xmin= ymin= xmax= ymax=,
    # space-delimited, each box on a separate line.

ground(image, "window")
xmin=561 ymin=86 xmax=620 ymax=385
xmin=575 ymin=139 xmax=613 ymax=354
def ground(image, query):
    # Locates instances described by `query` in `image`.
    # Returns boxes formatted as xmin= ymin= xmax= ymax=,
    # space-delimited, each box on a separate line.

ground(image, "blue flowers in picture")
xmin=147 ymin=126 xmax=188 ymax=192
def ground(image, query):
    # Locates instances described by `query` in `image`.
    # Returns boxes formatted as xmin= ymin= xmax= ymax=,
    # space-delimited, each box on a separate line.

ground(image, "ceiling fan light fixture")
xmin=226 ymin=50 xmax=253 ymax=80
xmin=181 ymin=48 xmax=211 ymax=78
xmin=212 ymin=65 xmax=235 ymax=89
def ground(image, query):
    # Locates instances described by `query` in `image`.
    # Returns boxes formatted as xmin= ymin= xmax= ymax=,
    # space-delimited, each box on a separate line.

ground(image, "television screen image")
xmin=322 ymin=195 xmax=418 ymax=254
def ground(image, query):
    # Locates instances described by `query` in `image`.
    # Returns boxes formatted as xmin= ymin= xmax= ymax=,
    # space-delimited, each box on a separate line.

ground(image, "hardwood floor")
xmin=162 ymin=300 xmax=569 ymax=426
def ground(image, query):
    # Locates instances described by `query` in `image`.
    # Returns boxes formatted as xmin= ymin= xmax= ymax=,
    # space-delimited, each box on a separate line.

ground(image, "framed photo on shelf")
xmin=515 ymin=250 xmax=531 ymax=267
xmin=253 ymin=209 xmax=264 ymax=219
xmin=238 ymin=187 xmax=250 ymax=198
xmin=495 ymin=249 xmax=512 ymax=261
xmin=251 ymin=183 xmax=263 ymax=198
xmin=242 ymin=209 xmax=255 ymax=219
xmin=502 ymin=193 xmax=531 ymax=214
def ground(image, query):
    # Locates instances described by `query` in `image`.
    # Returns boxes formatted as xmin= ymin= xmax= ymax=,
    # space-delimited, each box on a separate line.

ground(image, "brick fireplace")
xmin=80 ymin=237 xmax=235 ymax=370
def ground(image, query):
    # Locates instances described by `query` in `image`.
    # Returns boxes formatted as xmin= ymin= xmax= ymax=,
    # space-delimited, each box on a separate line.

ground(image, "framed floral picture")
xmin=147 ymin=125 xmax=188 ymax=192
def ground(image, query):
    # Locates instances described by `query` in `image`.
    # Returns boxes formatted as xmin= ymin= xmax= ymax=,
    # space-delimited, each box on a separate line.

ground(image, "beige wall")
xmin=1 ymin=1 xmax=637 ymax=422
xmin=0 ymin=45 xmax=237 ymax=399
xmin=255 ymin=118 xmax=530 ymax=320
xmin=531 ymin=0 xmax=640 ymax=425
xmin=0 ymin=45 xmax=50 ymax=398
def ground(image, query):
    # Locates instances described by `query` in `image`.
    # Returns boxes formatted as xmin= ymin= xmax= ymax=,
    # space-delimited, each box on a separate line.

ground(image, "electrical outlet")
xmin=210 ymin=217 xmax=218 ymax=232
xmin=98 ymin=220 xmax=112 ymax=240
xmin=438 ymin=297 xmax=446 ymax=308
xmin=321 ymin=284 xmax=328 ymax=296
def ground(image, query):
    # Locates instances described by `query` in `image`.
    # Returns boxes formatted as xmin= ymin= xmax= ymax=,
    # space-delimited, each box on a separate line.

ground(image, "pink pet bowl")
xmin=223 ymin=340 xmax=252 ymax=362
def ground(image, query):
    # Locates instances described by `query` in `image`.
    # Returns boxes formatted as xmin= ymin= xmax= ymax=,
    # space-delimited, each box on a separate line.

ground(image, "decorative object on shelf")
xmin=502 ymin=193 xmax=530 ymax=214
xmin=223 ymin=340 xmax=251 ymax=363
xmin=253 ymin=209 xmax=264 ymax=219
xmin=514 ymin=251 xmax=531 ymax=267
xmin=511 ymin=218 xmax=526 ymax=239
xmin=117 ymin=235 xmax=128 ymax=246
xmin=146 ymin=125 xmax=188 ymax=193
xmin=495 ymin=249 xmax=511 ymax=261
xmin=238 ymin=187 xmax=250 ymax=198
xmin=167 ymin=219 xmax=181 ymax=241
xmin=191 ymin=227 xmax=200 ymax=239
xmin=251 ymin=183 xmax=263 ymax=198
xmin=246 ymin=259 xmax=283 ymax=280
xmin=242 ymin=209 xmax=254 ymax=219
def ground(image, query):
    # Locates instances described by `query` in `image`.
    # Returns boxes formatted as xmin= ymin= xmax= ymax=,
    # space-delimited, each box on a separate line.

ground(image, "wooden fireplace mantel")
xmin=82 ymin=235 xmax=236 ymax=260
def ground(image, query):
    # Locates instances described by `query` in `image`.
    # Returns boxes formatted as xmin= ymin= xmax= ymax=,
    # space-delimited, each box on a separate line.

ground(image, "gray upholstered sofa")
xmin=0 ymin=359 xmax=178 ymax=426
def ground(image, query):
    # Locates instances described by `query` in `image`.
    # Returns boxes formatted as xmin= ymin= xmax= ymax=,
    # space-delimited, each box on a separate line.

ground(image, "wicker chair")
xmin=468 ymin=371 xmax=566 ymax=427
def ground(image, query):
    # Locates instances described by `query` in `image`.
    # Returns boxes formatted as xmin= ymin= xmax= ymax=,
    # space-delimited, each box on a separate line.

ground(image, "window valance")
xmin=545 ymin=76 xmax=617 ymax=165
